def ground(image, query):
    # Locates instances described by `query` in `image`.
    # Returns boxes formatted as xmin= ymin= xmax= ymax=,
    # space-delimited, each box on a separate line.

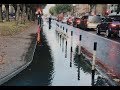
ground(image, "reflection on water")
xmin=58 ymin=33 xmax=59 ymax=43
xmin=70 ymin=46 xmax=73 ymax=67
xmin=65 ymin=41 xmax=67 ymax=58
xmin=62 ymin=37 xmax=64 ymax=52
xmin=74 ymin=46 xmax=92 ymax=74
xmin=73 ymin=46 xmax=112 ymax=86
xmin=92 ymin=70 xmax=95 ymax=86
xmin=60 ymin=35 xmax=61 ymax=46
xmin=78 ymin=62 xmax=80 ymax=80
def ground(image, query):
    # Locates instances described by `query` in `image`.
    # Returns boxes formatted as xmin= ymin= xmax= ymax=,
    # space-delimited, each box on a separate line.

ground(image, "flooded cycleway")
xmin=1 ymin=21 xmax=112 ymax=86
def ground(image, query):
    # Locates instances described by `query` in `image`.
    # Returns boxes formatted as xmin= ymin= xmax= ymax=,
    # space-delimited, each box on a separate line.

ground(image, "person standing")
xmin=37 ymin=13 xmax=42 ymax=26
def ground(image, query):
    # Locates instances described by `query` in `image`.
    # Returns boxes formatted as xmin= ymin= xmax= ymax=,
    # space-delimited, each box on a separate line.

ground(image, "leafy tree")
xmin=49 ymin=6 xmax=56 ymax=15
xmin=54 ymin=4 xmax=72 ymax=14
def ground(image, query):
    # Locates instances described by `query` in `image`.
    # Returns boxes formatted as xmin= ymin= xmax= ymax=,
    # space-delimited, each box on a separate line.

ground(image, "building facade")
xmin=73 ymin=4 xmax=108 ymax=17
xmin=74 ymin=4 xmax=90 ymax=17
xmin=107 ymin=4 xmax=118 ymax=13
xmin=92 ymin=4 xmax=107 ymax=16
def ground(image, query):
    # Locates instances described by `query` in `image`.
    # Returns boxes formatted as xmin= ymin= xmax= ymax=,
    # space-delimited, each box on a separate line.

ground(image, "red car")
xmin=96 ymin=17 xmax=120 ymax=37
xmin=67 ymin=17 xmax=73 ymax=25
xmin=72 ymin=17 xmax=81 ymax=28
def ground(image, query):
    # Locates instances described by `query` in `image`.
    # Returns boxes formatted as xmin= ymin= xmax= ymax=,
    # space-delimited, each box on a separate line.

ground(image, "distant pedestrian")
xmin=37 ymin=13 xmax=42 ymax=26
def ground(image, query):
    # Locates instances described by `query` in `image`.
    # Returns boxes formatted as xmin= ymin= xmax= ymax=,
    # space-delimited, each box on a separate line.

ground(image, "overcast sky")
xmin=43 ymin=4 xmax=55 ymax=15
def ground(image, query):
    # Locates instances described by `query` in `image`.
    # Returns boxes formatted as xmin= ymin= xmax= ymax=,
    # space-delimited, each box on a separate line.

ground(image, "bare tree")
xmin=22 ymin=4 xmax=26 ymax=24
xmin=89 ymin=4 xmax=96 ymax=14
xmin=5 ymin=4 xmax=9 ymax=21
xmin=16 ymin=4 xmax=20 ymax=25
xmin=0 ymin=4 xmax=2 ymax=22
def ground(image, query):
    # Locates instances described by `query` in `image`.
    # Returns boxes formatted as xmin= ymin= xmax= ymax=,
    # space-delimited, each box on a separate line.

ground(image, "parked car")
xmin=67 ymin=17 xmax=73 ymax=25
xmin=72 ymin=17 xmax=81 ymax=28
xmin=96 ymin=17 xmax=120 ymax=37
xmin=51 ymin=16 xmax=56 ymax=20
xmin=62 ymin=17 xmax=68 ymax=23
xmin=57 ymin=13 xmax=64 ymax=22
xmin=78 ymin=15 xmax=102 ymax=30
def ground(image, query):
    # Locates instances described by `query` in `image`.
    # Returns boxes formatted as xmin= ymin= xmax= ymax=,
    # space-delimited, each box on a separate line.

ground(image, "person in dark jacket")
xmin=37 ymin=13 xmax=42 ymax=26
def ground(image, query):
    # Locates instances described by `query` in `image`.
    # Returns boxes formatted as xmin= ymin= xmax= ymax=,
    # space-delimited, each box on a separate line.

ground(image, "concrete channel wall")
xmin=0 ymin=36 xmax=37 ymax=85
xmin=55 ymin=21 xmax=120 ymax=82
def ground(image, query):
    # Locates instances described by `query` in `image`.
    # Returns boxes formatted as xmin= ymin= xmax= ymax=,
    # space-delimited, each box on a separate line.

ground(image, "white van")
xmin=87 ymin=15 xmax=102 ymax=30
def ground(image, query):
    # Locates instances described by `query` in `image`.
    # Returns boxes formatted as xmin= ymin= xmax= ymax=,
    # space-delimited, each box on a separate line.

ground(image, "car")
xmin=72 ymin=17 xmax=81 ymax=28
xmin=96 ymin=17 xmax=120 ymax=37
xmin=78 ymin=15 xmax=102 ymax=30
xmin=67 ymin=17 xmax=73 ymax=25
xmin=62 ymin=17 xmax=69 ymax=23
xmin=51 ymin=16 xmax=57 ymax=20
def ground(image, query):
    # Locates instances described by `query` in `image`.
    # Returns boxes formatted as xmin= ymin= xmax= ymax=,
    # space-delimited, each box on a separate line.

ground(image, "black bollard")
xmin=66 ymin=29 xmax=68 ymax=33
xmin=49 ymin=17 xmax=51 ymax=29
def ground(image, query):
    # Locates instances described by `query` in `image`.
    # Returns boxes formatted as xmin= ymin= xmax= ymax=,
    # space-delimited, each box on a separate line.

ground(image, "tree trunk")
xmin=0 ymin=4 xmax=2 ymax=22
xmin=16 ymin=4 xmax=20 ymax=25
xmin=32 ymin=8 xmax=35 ymax=21
xmin=12 ymin=4 xmax=17 ymax=21
xmin=22 ymin=4 xmax=26 ymax=24
xmin=14 ymin=9 xmax=17 ymax=20
xmin=30 ymin=9 xmax=32 ymax=21
xmin=94 ymin=5 xmax=96 ymax=15
xmin=27 ymin=7 xmax=30 ymax=21
xmin=5 ymin=4 xmax=9 ymax=21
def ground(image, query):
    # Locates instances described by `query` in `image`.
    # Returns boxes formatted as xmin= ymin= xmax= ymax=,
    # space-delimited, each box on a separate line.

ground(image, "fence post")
xmin=92 ymin=42 xmax=97 ymax=71
xmin=70 ymin=31 xmax=73 ymax=67
xmin=78 ymin=35 xmax=82 ymax=56
xmin=91 ymin=42 xmax=97 ymax=86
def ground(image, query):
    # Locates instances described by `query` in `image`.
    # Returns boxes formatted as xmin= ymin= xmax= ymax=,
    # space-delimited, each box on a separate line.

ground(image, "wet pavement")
xmin=1 ymin=20 xmax=114 ymax=86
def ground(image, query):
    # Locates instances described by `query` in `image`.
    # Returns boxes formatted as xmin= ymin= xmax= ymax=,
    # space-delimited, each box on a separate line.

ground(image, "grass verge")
xmin=0 ymin=21 xmax=33 ymax=36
